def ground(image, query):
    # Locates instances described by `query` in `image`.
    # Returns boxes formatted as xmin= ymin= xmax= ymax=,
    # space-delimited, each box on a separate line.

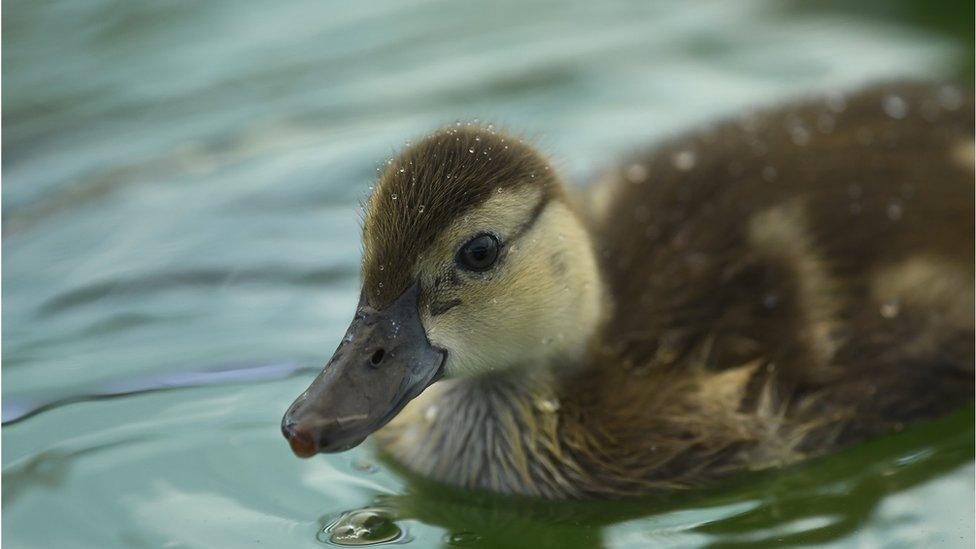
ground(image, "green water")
xmin=3 ymin=1 xmax=973 ymax=547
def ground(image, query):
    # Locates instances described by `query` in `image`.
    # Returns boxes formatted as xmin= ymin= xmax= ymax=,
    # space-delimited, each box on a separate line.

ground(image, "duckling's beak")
xmin=281 ymin=281 xmax=445 ymax=457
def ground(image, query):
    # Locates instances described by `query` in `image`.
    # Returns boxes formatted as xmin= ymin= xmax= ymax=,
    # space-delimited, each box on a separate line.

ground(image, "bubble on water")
xmin=534 ymin=397 xmax=560 ymax=413
xmin=378 ymin=264 xmax=385 ymax=271
xmin=418 ymin=204 xmax=425 ymax=213
xmin=390 ymin=194 xmax=398 ymax=201
xmin=626 ymin=163 xmax=648 ymax=183
xmin=761 ymin=166 xmax=778 ymax=182
xmin=880 ymin=300 xmax=901 ymax=319
xmin=937 ymin=86 xmax=963 ymax=110
xmin=444 ymin=531 xmax=482 ymax=546
xmin=886 ymin=200 xmax=903 ymax=221
xmin=398 ymin=167 xmax=405 ymax=173
xmin=883 ymin=94 xmax=908 ymax=119
xmin=474 ymin=136 xmax=481 ymax=142
xmin=320 ymin=508 xmax=405 ymax=546
xmin=670 ymin=149 xmax=697 ymax=171
xmin=468 ymin=147 xmax=475 ymax=154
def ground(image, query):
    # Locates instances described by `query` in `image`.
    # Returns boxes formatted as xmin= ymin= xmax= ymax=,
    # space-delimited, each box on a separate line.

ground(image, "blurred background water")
xmin=2 ymin=0 xmax=973 ymax=547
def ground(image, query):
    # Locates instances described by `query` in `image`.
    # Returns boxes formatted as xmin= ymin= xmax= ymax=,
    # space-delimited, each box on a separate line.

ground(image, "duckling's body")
xmin=284 ymin=82 xmax=974 ymax=499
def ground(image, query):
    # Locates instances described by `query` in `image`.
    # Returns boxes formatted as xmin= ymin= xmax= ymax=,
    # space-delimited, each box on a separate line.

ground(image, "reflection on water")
xmin=3 ymin=0 xmax=972 ymax=547
xmin=378 ymin=410 xmax=973 ymax=548
xmin=1 ymin=361 xmax=315 ymax=424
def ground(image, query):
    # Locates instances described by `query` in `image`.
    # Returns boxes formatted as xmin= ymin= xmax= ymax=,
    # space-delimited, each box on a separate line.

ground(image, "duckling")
xmin=282 ymin=82 xmax=974 ymax=499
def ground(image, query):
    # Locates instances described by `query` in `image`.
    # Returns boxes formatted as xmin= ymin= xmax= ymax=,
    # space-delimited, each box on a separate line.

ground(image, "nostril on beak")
xmin=282 ymin=421 xmax=319 ymax=458
xmin=370 ymin=348 xmax=385 ymax=366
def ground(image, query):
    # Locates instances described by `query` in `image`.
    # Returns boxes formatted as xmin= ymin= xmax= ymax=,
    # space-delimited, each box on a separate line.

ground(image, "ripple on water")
xmin=319 ymin=508 xmax=409 ymax=546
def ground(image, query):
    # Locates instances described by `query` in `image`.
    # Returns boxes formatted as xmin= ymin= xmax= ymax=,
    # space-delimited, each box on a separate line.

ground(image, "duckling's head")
xmin=282 ymin=127 xmax=604 ymax=456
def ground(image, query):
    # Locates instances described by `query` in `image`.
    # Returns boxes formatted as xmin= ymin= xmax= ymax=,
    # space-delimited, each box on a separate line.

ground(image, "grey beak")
xmin=281 ymin=281 xmax=445 ymax=457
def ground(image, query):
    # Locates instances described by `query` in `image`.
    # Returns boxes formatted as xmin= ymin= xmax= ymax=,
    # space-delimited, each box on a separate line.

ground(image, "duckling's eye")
xmin=456 ymin=234 xmax=500 ymax=272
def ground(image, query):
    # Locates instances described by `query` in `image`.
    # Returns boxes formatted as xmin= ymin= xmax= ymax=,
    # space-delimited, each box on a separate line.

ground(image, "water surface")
xmin=3 ymin=1 xmax=973 ymax=547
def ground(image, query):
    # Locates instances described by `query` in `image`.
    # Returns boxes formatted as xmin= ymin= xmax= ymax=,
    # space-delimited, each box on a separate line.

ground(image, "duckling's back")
xmin=575 ymin=82 xmax=973 ymax=493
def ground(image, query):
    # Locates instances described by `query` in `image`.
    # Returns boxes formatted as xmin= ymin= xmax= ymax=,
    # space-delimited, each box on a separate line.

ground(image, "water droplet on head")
xmin=825 ymin=91 xmax=847 ymax=113
xmin=816 ymin=112 xmax=836 ymax=133
xmin=886 ymin=200 xmax=903 ymax=221
xmin=670 ymin=149 xmax=697 ymax=171
xmin=883 ymin=94 xmax=908 ymax=119
xmin=788 ymin=124 xmax=810 ymax=146
xmin=424 ymin=405 xmax=438 ymax=423
xmin=625 ymin=163 xmax=648 ymax=183
xmin=937 ymin=86 xmax=963 ymax=111
xmin=880 ymin=299 xmax=901 ymax=319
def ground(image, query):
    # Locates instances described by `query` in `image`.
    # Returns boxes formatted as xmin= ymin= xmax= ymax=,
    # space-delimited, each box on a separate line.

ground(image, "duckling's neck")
xmin=375 ymin=366 xmax=583 ymax=498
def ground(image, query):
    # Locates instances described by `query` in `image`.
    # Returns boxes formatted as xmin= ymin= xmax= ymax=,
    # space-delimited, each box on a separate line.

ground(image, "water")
xmin=3 ymin=0 xmax=973 ymax=546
